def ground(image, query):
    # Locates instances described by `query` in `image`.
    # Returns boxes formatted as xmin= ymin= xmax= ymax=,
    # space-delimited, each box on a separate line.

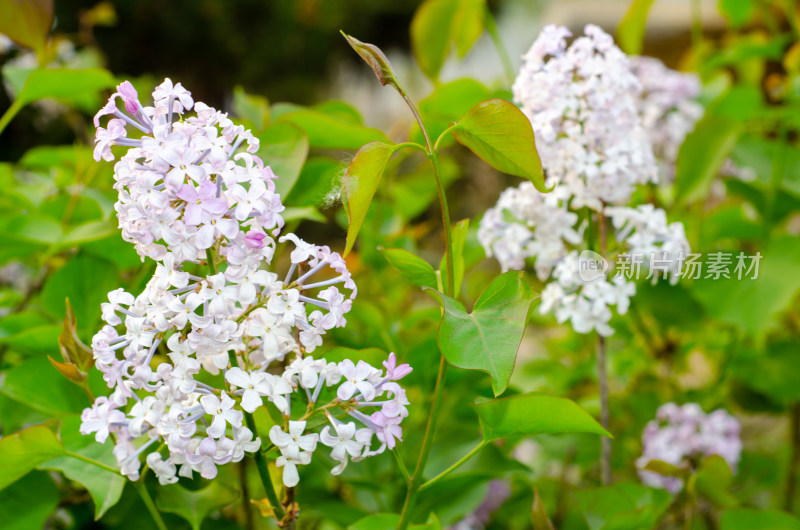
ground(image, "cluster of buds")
xmin=80 ymin=79 xmax=411 ymax=487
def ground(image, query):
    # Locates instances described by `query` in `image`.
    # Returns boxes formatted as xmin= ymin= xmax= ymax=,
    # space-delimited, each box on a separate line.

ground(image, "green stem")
xmin=206 ymin=248 xmax=217 ymax=275
xmin=418 ymin=440 xmax=487 ymax=492
xmin=244 ymin=411 xmax=285 ymax=519
xmin=64 ymin=450 xmax=120 ymax=474
xmin=397 ymin=355 xmax=448 ymax=529
xmin=134 ymin=480 xmax=168 ymax=530
xmin=0 ymin=99 xmax=24 ymax=137
xmin=393 ymin=448 xmax=412 ymax=485
xmin=385 ymin=76 xmax=457 ymax=530
xmin=764 ymin=122 xmax=788 ymax=241
xmin=484 ymin=6 xmax=515 ymax=85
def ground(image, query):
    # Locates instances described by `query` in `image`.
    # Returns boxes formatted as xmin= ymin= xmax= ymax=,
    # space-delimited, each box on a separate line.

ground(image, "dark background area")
xmin=0 ymin=0 xmax=433 ymax=161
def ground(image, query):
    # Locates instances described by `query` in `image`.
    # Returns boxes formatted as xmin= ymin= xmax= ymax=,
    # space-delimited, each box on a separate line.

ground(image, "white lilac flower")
xmin=629 ymin=56 xmax=704 ymax=180
xmin=81 ymin=79 xmax=410 ymax=487
xmin=477 ymin=183 xmax=581 ymax=276
xmin=637 ymin=403 xmax=741 ymax=493
xmin=479 ymin=26 xmax=693 ymax=337
xmin=513 ymin=24 xmax=657 ymax=209
xmin=605 ymin=204 xmax=691 ymax=284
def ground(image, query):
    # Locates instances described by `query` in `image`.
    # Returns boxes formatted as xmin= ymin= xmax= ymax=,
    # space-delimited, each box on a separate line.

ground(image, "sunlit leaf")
xmin=343 ymin=141 xmax=395 ymax=256
xmin=0 ymin=0 xmax=53 ymax=59
xmin=451 ymin=99 xmax=546 ymax=192
xmin=0 ymin=425 xmax=65 ymax=491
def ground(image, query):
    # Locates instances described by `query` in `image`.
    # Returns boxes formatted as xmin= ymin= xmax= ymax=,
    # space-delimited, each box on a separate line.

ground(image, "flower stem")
xmin=596 ymin=210 xmax=611 ymax=485
xmin=243 ymin=411 xmax=285 ymax=519
xmin=785 ymin=402 xmax=800 ymax=510
xmin=393 ymin=448 xmax=412 ymax=485
xmin=134 ymin=480 xmax=168 ymax=530
xmin=64 ymin=450 xmax=120 ymax=474
xmin=397 ymin=354 xmax=448 ymax=529
xmin=484 ymin=5 xmax=515 ymax=85
xmin=394 ymin=88 xmax=457 ymax=529
xmin=418 ymin=440 xmax=487 ymax=492
xmin=0 ymin=98 xmax=23 ymax=137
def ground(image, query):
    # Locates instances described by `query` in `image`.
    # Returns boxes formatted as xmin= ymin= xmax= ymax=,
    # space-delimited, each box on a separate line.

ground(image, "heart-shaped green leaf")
xmin=426 ymin=271 xmax=535 ymax=395
xmin=451 ymin=99 xmax=547 ymax=192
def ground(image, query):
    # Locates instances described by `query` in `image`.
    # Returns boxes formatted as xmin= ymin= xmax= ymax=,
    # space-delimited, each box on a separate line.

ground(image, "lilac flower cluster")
xmin=629 ymin=56 xmax=704 ymax=180
xmin=80 ymin=79 xmax=411 ymax=487
xmin=478 ymin=25 xmax=692 ymax=336
xmin=637 ymin=403 xmax=742 ymax=493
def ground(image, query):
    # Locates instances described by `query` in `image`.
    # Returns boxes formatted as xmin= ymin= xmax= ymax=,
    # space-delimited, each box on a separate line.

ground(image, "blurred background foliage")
xmin=1 ymin=0 xmax=800 ymax=529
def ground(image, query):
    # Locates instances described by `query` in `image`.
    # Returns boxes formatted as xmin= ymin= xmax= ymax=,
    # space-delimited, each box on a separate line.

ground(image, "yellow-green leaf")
xmin=451 ymin=99 xmax=547 ymax=192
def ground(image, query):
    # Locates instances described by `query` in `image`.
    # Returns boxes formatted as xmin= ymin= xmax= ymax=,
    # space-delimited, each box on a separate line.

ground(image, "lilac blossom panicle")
xmin=81 ymin=79 xmax=412 ymax=487
xmin=478 ymin=25 xmax=692 ymax=337
xmin=636 ymin=402 xmax=742 ymax=493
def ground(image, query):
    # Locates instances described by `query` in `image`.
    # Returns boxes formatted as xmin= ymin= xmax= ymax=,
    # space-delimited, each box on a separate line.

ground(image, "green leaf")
xmin=258 ymin=122 xmax=309 ymax=198
xmin=615 ymin=0 xmax=655 ymax=55
xmin=473 ymin=393 xmax=611 ymax=442
xmin=426 ymin=271 xmax=536 ymax=395
xmin=416 ymin=78 xmax=490 ymax=142
xmin=730 ymin=342 xmax=800 ymax=403
xmin=0 ymin=471 xmax=58 ymax=530
xmin=343 ymin=141 xmax=395 ymax=256
xmin=687 ymin=455 xmax=737 ymax=508
xmin=574 ymin=482 xmax=671 ymax=530
xmin=39 ymin=416 xmax=123 ymax=519
xmin=2 ymin=356 xmax=91 ymax=416
xmin=720 ymin=508 xmax=800 ymax=530
xmin=285 ymin=157 xmax=341 ymax=207
xmin=282 ymin=206 xmax=326 ymax=224
xmin=232 ymin=85 xmax=270 ymax=132
xmin=690 ymin=237 xmax=800 ymax=338
xmin=717 ymin=0 xmax=757 ymax=29
xmin=17 ymin=68 xmax=116 ymax=106
xmin=156 ymin=481 xmax=240 ymax=530
xmin=381 ymin=248 xmax=437 ymax=289
xmin=341 ymin=32 xmax=402 ymax=92
xmin=411 ymin=0 xmax=486 ymax=80
xmin=439 ymin=218 xmax=469 ymax=297
xmin=0 ymin=0 xmax=53 ymax=59
xmin=451 ymin=99 xmax=547 ymax=192
xmin=349 ymin=513 xmax=441 ymax=530
xmin=41 ymin=253 xmax=120 ymax=337
xmin=675 ymin=113 xmax=742 ymax=204
xmin=532 ymin=487 xmax=555 ymax=530
xmin=0 ymin=425 xmax=66 ymax=491
xmin=275 ymin=107 xmax=389 ymax=150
